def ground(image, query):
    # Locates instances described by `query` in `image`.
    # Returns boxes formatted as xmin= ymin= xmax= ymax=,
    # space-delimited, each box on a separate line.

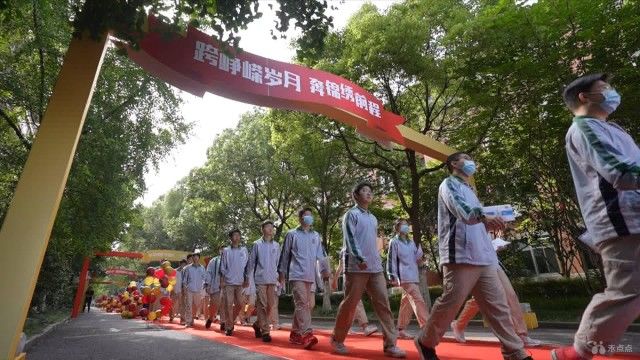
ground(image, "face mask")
xmin=303 ymin=215 xmax=314 ymax=226
xmin=599 ymin=89 xmax=621 ymax=114
xmin=399 ymin=224 xmax=410 ymax=234
xmin=461 ymin=160 xmax=477 ymax=176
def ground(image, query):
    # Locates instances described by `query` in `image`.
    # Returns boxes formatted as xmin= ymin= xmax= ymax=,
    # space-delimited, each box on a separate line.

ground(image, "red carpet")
xmin=149 ymin=317 xmax=639 ymax=360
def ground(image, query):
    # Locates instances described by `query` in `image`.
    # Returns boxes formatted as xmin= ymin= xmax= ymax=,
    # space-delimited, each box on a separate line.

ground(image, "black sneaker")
xmin=205 ymin=319 xmax=212 ymax=329
xmin=520 ymin=357 xmax=533 ymax=360
xmin=252 ymin=322 xmax=262 ymax=338
xmin=220 ymin=322 xmax=226 ymax=332
xmin=414 ymin=338 xmax=439 ymax=360
xmin=225 ymin=327 xmax=233 ymax=336
xmin=262 ymin=334 xmax=272 ymax=343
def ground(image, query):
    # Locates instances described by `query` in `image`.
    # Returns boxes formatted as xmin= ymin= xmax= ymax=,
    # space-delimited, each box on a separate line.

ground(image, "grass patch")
xmin=23 ymin=310 xmax=68 ymax=337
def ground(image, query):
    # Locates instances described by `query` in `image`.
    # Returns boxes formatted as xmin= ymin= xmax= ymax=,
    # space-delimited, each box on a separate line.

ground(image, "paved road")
xmin=27 ymin=310 xmax=278 ymax=360
xmin=26 ymin=311 xmax=640 ymax=359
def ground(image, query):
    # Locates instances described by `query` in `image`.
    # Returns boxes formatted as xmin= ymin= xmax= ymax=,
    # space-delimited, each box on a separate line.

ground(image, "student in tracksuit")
xmin=278 ymin=208 xmax=330 ymax=350
xmin=204 ymin=247 xmax=223 ymax=330
xmin=551 ymin=74 xmax=640 ymax=360
xmin=413 ymin=154 xmax=532 ymax=360
xmin=387 ymin=218 xmax=429 ymax=339
xmin=331 ymin=182 xmax=406 ymax=358
xmin=183 ymin=253 xmax=207 ymax=328
xmin=246 ymin=220 xmax=280 ymax=342
xmin=220 ymin=229 xmax=249 ymax=336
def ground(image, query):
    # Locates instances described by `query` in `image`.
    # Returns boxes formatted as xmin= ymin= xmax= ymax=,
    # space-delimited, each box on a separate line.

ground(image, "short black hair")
xmin=179 ymin=259 xmax=187 ymax=265
xmin=352 ymin=181 xmax=373 ymax=196
xmin=445 ymin=152 xmax=467 ymax=173
xmin=261 ymin=220 xmax=274 ymax=229
xmin=562 ymin=73 xmax=610 ymax=110
xmin=186 ymin=254 xmax=193 ymax=259
xmin=228 ymin=228 xmax=241 ymax=238
xmin=192 ymin=252 xmax=200 ymax=258
xmin=298 ymin=207 xmax=313 ymax=218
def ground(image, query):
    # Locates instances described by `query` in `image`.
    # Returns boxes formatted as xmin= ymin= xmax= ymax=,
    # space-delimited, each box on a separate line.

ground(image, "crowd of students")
xmin=162 ymin=73 xmax=640 ymax=360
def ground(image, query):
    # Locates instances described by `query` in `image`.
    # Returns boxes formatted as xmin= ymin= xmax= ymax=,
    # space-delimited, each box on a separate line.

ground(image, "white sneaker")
xmin=521 ymin=335 xmax=543 ymax=347
xmin=330 ymin=337 xmax=349 ymax=355
xmin=384 ymin=345 xmax=407 ymax=358
xmin=397 ymin=329 xmax=414 ymax=339
xmin=451 ymin=321 xmax=466 ymax=343
xmin=363 ymin=324 xmax=378 ymax=336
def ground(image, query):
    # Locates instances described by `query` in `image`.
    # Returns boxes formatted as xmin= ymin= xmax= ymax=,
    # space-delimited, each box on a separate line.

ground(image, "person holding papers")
xmin=413 ymin=152 xmax=532 ymax=360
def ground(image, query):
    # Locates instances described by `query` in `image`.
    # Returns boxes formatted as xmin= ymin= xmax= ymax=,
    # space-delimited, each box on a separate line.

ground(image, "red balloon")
xmin=146 ymin=267 xmax=155 ymax=276
xmin=139 ymin=308 xmax=149 ymax=318
xmin=160 ymin=276 xmax=169 ymax=288
xmin=148 ymin=295 xmax=157 ymax=304
xmin=166 ymin=268 xmax=176 ymax=277
xmin=128 ymin=303 xmax=137 ymax=312
xmin=161 ymin=306 xmax=170 ymax=316
xmin=154 ymin=268 xmax=165 ymax=279
xmin=142 ymin=295 xmax=149 ymax=304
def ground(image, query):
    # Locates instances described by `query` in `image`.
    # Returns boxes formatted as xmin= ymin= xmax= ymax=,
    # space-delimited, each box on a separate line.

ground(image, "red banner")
xmin=125 ymin=16 xmax=405 ymax=144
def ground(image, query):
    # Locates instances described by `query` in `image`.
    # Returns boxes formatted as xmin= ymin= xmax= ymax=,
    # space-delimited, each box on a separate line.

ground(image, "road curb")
xmin=25 ymin=316 xmax=71 ymax=351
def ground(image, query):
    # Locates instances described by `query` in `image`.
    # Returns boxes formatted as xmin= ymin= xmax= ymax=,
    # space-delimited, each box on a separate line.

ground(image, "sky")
xmin=139 ymin=1 xmax=400 ymax=206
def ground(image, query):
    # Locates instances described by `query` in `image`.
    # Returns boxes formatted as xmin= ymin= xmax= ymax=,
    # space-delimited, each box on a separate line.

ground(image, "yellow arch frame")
xmin=0 ymin=34 xmax=456 ymax=359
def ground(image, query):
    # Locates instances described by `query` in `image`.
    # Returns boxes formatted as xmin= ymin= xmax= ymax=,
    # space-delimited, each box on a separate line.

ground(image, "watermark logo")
xmin=588 ymin=341 xmax=634 ymax=354
xmin=589 ymin=341 xmax=606 ymax=355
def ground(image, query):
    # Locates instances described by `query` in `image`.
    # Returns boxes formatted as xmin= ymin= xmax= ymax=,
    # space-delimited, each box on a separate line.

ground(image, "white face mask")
xmin=599 ymin=89 xmax=621 ymax=114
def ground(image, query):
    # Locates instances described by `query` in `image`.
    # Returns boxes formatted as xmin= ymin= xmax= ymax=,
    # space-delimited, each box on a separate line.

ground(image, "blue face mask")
xmin=599 ymin=89 xmax=621 ymax=114
xmin=399 ymin=224 xmax=410 ymax=234
xmin=303 ymin=215 xmax=314 ymax=226
xmin=461 ymin=160 xmax=477 ymax=176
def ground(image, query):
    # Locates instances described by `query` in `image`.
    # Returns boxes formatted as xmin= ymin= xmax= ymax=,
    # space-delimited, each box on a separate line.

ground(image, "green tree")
xmin=296 ymin=1 xmax=495 ymax=271
xmin=268 ymin=110 xmax=370 ymax=253
xmin=449 ymin=0 xmax=640 ymax=286
xmin=1 ymin=0 xmax=189 ymax=311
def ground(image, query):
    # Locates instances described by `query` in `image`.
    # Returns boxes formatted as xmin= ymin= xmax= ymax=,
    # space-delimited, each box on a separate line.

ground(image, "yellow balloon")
xmin=152 ymin=287 xmax=161 ymax=297
xmin=166 ymin=284 xmax=173 ymax=292
xmin=148 ymin=311 xmax=157 ymax=321
xmin=142 ymin=287 xmax=151 ymax=295
xmin=153 ymin=278 xmax=160 ymax=287
xmin=168 ymin=278 xmax=176 ymax=286
xmin=144 ymin=276 xmax=154 ymax=286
